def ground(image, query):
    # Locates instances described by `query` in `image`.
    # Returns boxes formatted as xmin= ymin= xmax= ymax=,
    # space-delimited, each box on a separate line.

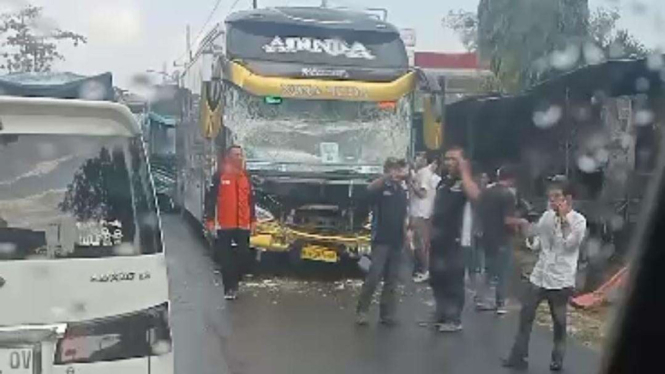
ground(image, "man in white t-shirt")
xmin=408 ymin=152 xmax=441 ymax=283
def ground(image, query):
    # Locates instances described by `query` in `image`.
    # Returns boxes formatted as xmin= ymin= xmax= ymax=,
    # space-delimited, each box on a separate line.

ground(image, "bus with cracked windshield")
xmin=0 ymin=74 xmax=173 ymax=374
xmin=177 ymin=6 xmax=444 ymax=266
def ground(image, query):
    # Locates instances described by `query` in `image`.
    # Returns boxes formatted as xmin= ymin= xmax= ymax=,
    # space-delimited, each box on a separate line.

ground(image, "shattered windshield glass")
xmin=224 ymin=85 xmax=412 ymax=171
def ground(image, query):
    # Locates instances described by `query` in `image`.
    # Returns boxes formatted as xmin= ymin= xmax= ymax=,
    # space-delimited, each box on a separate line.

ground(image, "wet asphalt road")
xmin=163 ymin=214 xmax=600 ymax=374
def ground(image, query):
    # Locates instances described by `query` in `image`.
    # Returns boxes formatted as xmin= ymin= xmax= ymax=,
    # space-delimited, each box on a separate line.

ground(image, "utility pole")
xmin=321 ymin=0 xmax=328 ymax=7
xmin=186 ymin=25 xmax=192 ymax=61
xmin=253 ymin=0 xmax=257 ymax=9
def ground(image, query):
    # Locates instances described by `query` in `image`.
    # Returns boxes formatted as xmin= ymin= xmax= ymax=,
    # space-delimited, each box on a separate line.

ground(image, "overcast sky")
xmin=1 ymin=0 xmax=663 ymax=88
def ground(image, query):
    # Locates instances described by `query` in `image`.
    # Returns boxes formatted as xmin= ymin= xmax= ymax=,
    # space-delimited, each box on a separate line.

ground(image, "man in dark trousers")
xmin=356 ymin=158 xmax=409 ymax=326
xmin=429 ymin=146 xmax=480 ymax=332
xmin=205 ymin=145 xmax=256 ymax=300
xmin=476 ymin=165 xmax=520 ymax=315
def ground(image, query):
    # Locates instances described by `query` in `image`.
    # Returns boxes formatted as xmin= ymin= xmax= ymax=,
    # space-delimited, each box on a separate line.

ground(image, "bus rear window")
xmin=0 ymin=134 xmax=162 ymax=260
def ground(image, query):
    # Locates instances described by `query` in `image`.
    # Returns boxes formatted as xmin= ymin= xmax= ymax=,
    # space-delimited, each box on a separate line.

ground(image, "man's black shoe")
xmin=550 ymin=361 xmax=563 ymax=371
xmin=502 ymin=358 xmax=528 ymax=371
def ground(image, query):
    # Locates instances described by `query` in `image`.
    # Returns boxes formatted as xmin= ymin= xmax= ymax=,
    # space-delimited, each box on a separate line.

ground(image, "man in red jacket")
xmin=205 ymin=145 xmax=256 ymax=300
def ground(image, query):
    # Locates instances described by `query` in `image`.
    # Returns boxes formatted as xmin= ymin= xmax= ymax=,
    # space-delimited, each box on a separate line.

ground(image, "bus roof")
xmin=226 ymin=7 xmax=400 ymax=34
xmin=0 ymin=96 xmax=140 ymax=137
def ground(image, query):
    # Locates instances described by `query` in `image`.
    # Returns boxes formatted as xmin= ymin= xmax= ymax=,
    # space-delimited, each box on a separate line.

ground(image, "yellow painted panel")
xmin=228 ymin=62 xmax=416 ymax=102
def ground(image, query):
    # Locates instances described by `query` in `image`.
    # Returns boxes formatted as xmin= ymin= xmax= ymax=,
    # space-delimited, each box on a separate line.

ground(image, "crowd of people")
xmin=357 ymin=147 xmax=587 ymax=372
xmin=203 ymin=144 xmax=588 ymax=371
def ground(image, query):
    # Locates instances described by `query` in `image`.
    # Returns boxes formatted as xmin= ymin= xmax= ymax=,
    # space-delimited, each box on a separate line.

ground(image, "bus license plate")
xmin=0 ymin=348 xmax=33 ymax=373
xmin=301 ymin=246 xmax=338 ymax=263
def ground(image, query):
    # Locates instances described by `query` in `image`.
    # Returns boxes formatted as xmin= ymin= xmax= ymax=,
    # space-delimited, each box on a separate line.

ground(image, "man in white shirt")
xmin=408 ymin=152 xmax=441 ymax=283
xmin=503 ymin=180 xmax=587 ymax=372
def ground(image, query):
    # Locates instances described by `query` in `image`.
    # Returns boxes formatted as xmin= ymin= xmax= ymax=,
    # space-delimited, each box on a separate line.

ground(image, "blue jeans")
xmin=486 ymin=245 xmax=512 ymax=307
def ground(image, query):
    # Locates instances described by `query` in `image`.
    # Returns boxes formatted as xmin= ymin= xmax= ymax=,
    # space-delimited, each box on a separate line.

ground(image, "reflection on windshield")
xmin=0 ymin=135 xmax=161 ymax=260
xmin=224 ymin=85 xmax=412 ymax=168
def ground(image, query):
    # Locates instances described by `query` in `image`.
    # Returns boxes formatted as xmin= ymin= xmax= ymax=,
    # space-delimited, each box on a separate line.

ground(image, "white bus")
xmin=0 ymin=95 xmax=173 ymax=373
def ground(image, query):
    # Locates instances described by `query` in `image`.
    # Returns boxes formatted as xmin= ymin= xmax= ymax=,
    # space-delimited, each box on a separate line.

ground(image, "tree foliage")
xmin=443 ymin=2 xmax=648 ymax=93
xmin=442 ymin=10 xmax=478 ymax=53
xmin=0 ymin=5 xmax=86 ymax=73
xmin=477 ymin=0 xmax=590 ymax=93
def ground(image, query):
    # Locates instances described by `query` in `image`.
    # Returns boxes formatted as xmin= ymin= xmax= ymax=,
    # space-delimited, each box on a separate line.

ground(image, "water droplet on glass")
xmin=647 ymin=53 xmax=664 ymax=71
xmin=113 ymin=243 xmax=136 ymax=256
xmin=594 ymin=148 xmax=610 ymax=165
xmin=635 ymin=77 xmax=650 ymax=92
xmin=533 ymin=105 xmax=563 ymax=129
xmin=610 ymin=215 xmax=625 ymax=231
xmin=50 ymin=306 xmax=67 ymax=317
xmin=79 ymin=81 xmax=107 ymax=100
xmin=551 ymin=44 xmax=581 ymax=71
xmin=608 ymin=42 xmax=626 ymax=59
xmin=0 ymin=242 xmax=17 ymax=255
xmin=141 ymin=214 xmax=159 ymax=230
xmin=586 ymin=238 xmax=602 ymax=259
xmin=70 ymin=301 xmax=87 ymax=315
xmin=578 ymin=155 xmax=598 ymax=173
xmin=151 ymin=340 xmax=172 ymax=355
xmin=634 ymin=109 xmax=655 ymax=126
xmin=583 ymin=43 xmax=605 ymax=65
xmin=620 ymin=134 xmax=633 ymax=150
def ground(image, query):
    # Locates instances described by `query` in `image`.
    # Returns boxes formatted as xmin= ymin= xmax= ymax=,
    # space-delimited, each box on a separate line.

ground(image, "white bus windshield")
xmin=0 ymin=134 xmax=162 ymax=260
xmin=224 ymin=85 xmax=412 ymax=171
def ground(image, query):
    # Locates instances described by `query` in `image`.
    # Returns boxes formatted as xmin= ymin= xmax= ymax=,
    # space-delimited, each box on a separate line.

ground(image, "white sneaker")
xmin=413 ymin=271 xmax=430 ymax=283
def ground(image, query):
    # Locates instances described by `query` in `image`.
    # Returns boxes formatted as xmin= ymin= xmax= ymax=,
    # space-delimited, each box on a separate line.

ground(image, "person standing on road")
xmin=408 ymin=152 xmax=441 ymax=283
xmin=356 ymin=158 xmax=409 ymax=326
xmin=476 ymin=165 xmax=520 ymax=315
xmin=464 ymin=170 xmax=489 ymax=303
xmin=503 ymin=180 xmax=587 ymax=371
xmin=429 ymin=146 xmax=480 ymax=332
xmin=204 ymin=145 xmax=257 ymax=301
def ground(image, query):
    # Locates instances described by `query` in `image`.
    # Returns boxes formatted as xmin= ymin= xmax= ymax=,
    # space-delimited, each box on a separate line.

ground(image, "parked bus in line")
xmin=177 ymin=6 xmax=445 ymax=265
xmin=0 ymin=73 xmax=173 ymax=374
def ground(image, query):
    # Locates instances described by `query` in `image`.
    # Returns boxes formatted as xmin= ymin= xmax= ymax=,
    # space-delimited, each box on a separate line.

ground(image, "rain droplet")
xmin=0 ymin=242 xmax=17 ymax=255
xmin=578 ymin=155 xmax=598 ymax=173
xmin=551 ymin=44 xmax=581 ymax=71
xmin=610 ymin=215 xmax=625 ymax=231
xmin=620 ymin=134 xmax=633 ymax=149
xmin=594 ymin=148 xmax=610 ymax=165
xmin=583 ymin=43 xmax=605 ymax=65
xmin=533 ymin=105 xmax=563 ymax=129
xmin=634 ymin=109 xmax=655 ymax=126
xmin=586 ymin=238 xmax=602 ymax=260
xmin=635 ymin=77 xmax=650 ymax=92
xmin=151 ymin=340 xmax=172 ymax=355
xmin=79 ymin=80 xmax=107 ymax=101
xmin=647 ymin=53 xmax=664 ymax=71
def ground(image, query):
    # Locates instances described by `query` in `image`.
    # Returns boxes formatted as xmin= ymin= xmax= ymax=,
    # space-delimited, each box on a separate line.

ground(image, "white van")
xmin=0 ymin=97 xmax=173 ymax=373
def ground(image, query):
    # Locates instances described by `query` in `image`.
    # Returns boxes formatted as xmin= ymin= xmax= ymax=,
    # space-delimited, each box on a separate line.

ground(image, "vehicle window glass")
xmin=0 ymin=134 xmax=162 ymax=260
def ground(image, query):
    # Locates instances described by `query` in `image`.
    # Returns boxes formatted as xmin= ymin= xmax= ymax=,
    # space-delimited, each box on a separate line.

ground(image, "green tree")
xmin=0 ymin=5 xmax=86 ymax=73
xmin=477 ymin=0 xmax=590 ymax=93
xmin=588 ymin=7 xmax=648 ymax=59
xmin=442 ymin=10 xmax=478 ymax=52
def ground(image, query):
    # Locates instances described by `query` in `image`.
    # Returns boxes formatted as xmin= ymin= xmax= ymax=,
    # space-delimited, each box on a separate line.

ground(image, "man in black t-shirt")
xmin=429 ymin=147 xmax=480 ymax=332
xmin=477 ymin=165 xmax=520 ymax=314
xmin=356 ymin=158 xmax=409 ymax=326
